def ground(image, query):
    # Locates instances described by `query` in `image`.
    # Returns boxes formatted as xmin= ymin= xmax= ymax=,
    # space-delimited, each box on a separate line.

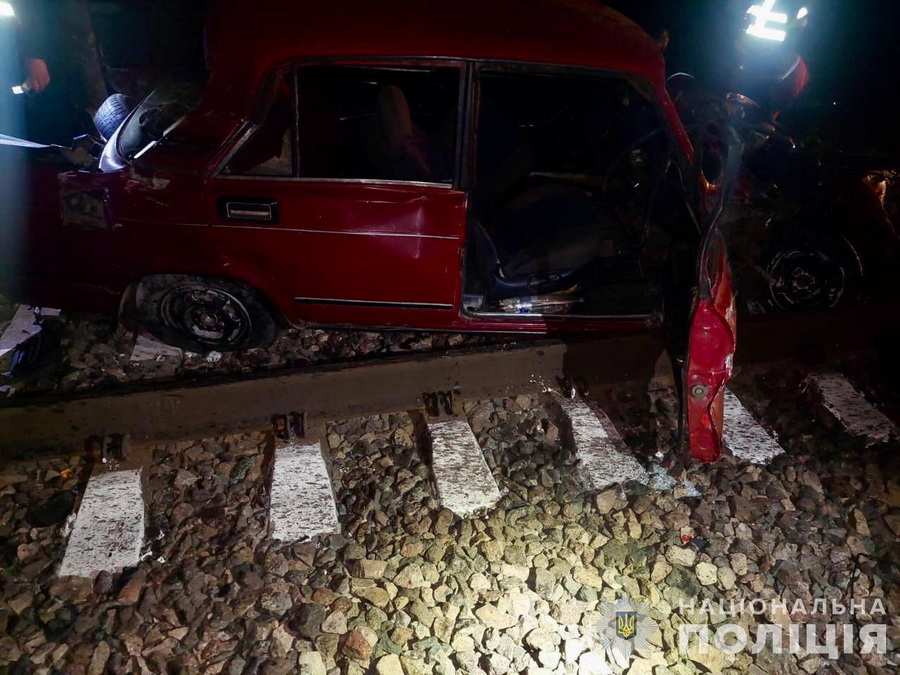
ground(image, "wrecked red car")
xmin=0 ymin=0 xmax=738 ymax=459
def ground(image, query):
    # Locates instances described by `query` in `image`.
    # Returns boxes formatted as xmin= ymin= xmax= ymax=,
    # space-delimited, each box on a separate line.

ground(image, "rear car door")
xmin=207 ymin=63 xmax=467 ymax=328
xmin=682 ymin=118 xmax=741 ymax=462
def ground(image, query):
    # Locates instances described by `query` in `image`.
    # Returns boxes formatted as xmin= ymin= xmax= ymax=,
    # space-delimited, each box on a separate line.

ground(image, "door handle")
xmin=219 ymin=197 xmax=280 ymax=223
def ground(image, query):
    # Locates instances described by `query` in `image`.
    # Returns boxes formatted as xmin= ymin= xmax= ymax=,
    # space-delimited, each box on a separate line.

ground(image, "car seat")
xmin=469 ymin=184 xmax=607 ymax=300
xmin=375 ymin=85 xmax=433 ymax=182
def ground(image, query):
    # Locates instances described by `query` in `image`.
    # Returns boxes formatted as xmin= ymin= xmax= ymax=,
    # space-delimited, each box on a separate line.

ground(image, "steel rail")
xmin=0 ymin=307 xmax=892 ymax=456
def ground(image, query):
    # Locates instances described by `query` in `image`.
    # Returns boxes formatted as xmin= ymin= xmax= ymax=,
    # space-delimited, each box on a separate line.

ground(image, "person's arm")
xmin=15 ymin=0 xmax=50 ymax=92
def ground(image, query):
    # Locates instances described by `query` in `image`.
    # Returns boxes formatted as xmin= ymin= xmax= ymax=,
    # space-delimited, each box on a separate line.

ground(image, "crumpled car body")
xmin=0 ymin=0 xmax=739 ymax=461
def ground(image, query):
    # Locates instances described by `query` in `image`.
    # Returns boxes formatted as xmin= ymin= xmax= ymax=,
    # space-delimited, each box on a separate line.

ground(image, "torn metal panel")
xmin=723 ymin=389 xmax=785 ymax=464
xmin=807 ymin=373 xmax=898 ymax=446
xmin=556 ymin=395 xmax=649 ymax=491
xmin=58 ymin=468 xmax=145 ymax=578
xmin=427 ymin=419 xmax=501 ymax=517
xmin=269 ymin=440 xmax=340 ymax=542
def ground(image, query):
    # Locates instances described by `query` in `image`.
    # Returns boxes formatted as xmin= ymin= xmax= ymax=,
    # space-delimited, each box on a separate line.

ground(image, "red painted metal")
xmin=205 ymin=1 xmax=664 ymax=111
xmin=200 ymin=0 xmax=693 ymax=160
xmin=2 ymin=0 xmax=698 ymax=329
xmin=684 ymin=231 xmax=737 ymax=462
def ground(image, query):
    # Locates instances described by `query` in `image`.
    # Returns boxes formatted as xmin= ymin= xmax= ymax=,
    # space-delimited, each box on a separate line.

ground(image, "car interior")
xmin=465 ymin=71 xmax=682 ymax=318
xmin=225 ymin=65 xmax=697 ymax=320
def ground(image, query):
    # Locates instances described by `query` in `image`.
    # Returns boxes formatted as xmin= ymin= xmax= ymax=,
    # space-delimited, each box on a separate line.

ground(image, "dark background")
xmin=26 ymin=1 xmax=900 ymax=153
xmin=607 ymin=0 xmax=900 ymax=152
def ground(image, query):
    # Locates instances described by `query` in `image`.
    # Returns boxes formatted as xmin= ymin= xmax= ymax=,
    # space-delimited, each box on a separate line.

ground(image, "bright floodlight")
xmin=797 ymin=7 xmax=809 ymax=20
xmin=746 ymin=0 xmax=788 ymax=42
xmin=0 ymin=3 xmax=15 ymax=18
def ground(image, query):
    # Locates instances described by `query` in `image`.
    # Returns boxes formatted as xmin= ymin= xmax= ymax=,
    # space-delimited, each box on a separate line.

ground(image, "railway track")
xmin=9 ymin=350 xmax=900 ymax=579
xmin=1 ymin=306 xmax=898 ymax=673
xmin=1 ymin=303 xmax=898 ymax=577
xmin=0 ymin=306 xmax=894 ymax=456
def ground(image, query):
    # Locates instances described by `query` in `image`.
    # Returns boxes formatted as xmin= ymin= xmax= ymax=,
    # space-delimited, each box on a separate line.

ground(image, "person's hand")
xmin=26 ymin=58 xmax=51 ymax=93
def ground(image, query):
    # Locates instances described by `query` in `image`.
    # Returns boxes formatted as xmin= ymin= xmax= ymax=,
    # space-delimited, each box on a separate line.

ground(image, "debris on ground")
xmin=0 ymin=302 xmax=501 ymax=396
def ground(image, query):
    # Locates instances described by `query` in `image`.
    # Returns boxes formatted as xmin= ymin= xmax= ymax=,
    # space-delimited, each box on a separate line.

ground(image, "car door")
xmin=206 ymin=62 xmax=468 ymax=329
xmin=682 ymin=117 xmax=742 ymax=462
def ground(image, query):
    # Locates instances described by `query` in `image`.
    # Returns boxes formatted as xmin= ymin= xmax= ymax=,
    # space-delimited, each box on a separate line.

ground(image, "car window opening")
xmin=226 ymin=65 xmax=459 ymax=183
xmin=464 ymin=70 xmax=689 ymax=319
xmin=227 ymin=75 xmax=295 ymax=177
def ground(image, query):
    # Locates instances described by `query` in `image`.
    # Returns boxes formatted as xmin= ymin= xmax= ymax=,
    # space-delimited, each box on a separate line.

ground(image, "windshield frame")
xmin=114 ymin=80 xmax=205 ymax=165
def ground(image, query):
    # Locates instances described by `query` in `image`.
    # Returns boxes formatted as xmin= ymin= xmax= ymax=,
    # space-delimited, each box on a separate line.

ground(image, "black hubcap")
xmin=767 ymin=248 xmax=845 ymax=311
xmin=160 ymin=286 xmax=251 ymax=347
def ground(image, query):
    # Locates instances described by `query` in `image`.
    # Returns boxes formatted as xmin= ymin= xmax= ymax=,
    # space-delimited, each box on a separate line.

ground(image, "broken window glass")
xmin=225 ymin=77 xmax=294 ymax=177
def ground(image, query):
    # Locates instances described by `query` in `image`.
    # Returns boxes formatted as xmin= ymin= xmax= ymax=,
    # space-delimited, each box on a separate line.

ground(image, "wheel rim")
xmin=159 ymin=285 xmax=252 ymax=347
xmin=766 ymin=247 xmax=845 ymax=311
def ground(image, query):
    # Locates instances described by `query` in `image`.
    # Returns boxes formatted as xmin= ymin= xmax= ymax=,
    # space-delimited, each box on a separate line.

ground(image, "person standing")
xmin=0 ymin=2 xmax=28 ymax=135
xmin=8 ymin=0 xmax=107 ymax=144
xmin=13 ymin=0 xmax=51 ymax=94
xmin=735 ymin=0 xmax=813 ymax=119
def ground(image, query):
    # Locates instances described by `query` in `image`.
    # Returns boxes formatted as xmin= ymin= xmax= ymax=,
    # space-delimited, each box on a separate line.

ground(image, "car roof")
xmin=204 ymin=0 xmax=665 ymax=114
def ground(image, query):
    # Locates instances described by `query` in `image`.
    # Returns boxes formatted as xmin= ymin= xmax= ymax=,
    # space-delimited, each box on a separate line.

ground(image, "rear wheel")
xmin=136 ymin=275 xmax=278 ymax=352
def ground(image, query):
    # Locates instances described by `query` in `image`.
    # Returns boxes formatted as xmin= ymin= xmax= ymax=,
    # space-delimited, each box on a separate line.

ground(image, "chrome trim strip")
xmin=118 ymin=218 xmax=209 ymax=228
xmin=117 ymin=219 xmax=458 ymax=240
xmin=294 ymin=297 xmax=454 ymax=310
xmin=214 ymin=175 xmax=454 ymax=189
xmin=215 ymin=225 xmax=457 ymax=240
xmin=467 ymin=312 xmax=656 ymax=321
xmin=248 ymin=227 xmax=457 ymax=240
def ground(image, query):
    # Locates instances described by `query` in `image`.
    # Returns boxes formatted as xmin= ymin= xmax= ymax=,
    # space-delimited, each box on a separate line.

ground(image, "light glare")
xmin=797 ymin=7 xmax=809 ymax=20
xmin=746 ymin=24 xmax=787 ymax=41
xmin=0 ymin=3 xmax=14 ymax=18
xmin=746 ymin=0 xmax=789 ymax=42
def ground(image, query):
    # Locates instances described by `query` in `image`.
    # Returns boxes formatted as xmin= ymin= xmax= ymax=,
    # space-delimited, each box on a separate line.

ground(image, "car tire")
xmin=136 ymin=275 xmax=279 ymax=353
xmin=93 ymin=94 xmax=134 ymax=141
xmin=761 ymin=227 xmax=857 ymax=312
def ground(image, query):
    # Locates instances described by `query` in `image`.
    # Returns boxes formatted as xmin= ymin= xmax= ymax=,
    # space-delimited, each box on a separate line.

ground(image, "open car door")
xmin=682 ymin=114 xmax=742 ymax=462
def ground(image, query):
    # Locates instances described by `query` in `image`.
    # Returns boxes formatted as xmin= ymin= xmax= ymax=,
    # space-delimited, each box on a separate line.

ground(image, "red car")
xmin=0 ymin=0 xmax=737 ymax=461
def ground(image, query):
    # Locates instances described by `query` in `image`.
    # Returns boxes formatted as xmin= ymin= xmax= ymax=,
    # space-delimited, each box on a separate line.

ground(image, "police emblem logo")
xmin=597 ymin=594 xmax=660 ymax=669
xmin=615 ymin=610 xmax=638 ymax=640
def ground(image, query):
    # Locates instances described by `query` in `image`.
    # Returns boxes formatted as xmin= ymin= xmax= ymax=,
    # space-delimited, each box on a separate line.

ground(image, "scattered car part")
xmin=93 ymin=93 xmax=135 ymax=141
xmin=0 ymin=306 xmax=62 ymax=378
